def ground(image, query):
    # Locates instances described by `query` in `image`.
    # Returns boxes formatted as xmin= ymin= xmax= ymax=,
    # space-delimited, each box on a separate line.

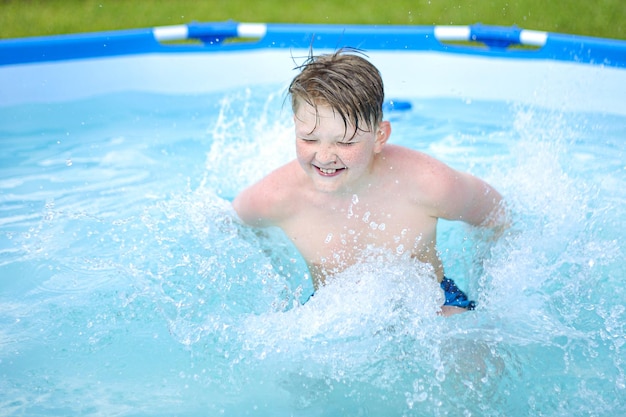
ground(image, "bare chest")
xmin=281 ymin=198 xmax=438 ymax=276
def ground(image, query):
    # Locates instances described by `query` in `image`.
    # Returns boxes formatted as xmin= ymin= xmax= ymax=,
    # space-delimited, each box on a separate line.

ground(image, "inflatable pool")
xmin=1 ymin=23 xmax=625 ymax=416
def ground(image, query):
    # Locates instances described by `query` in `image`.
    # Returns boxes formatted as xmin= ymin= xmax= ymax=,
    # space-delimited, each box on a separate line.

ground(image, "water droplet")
xmin=416 ymin=391 xmax=428 ymax=402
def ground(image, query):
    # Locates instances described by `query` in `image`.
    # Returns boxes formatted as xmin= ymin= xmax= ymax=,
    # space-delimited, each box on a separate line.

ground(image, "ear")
xmin=373 ymin=121 xmax=391 ymax=153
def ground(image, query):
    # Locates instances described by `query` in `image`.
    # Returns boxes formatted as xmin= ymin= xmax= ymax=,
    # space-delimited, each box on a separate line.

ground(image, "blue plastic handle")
xmin=187 ymin=21 xmax=239 ymax=44
xmin=469 ymin=24 xmax=523 ymax=48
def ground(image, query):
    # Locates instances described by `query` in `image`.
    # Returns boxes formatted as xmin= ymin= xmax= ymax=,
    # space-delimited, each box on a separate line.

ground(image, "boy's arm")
xmin=232 ymin=180 xmax=274 ymax=227
xmin=232 ymin=163 xmax=295 ymax=227
xmin=427 ymin=162 xmax=508 ymax=232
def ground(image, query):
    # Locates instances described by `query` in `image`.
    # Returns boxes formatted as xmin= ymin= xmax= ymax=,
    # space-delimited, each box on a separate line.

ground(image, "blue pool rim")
xmin=1 ymin=22 xmax=626 ymax=68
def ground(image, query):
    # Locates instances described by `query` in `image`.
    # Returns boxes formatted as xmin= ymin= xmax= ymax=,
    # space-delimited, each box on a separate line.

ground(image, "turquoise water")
xmin=0 ymin=87 xmax=625 ymax=416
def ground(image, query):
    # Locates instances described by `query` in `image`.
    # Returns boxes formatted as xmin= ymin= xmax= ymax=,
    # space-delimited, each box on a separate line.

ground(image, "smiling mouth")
xmin=316 ymin=166 xmax=345 ymax=176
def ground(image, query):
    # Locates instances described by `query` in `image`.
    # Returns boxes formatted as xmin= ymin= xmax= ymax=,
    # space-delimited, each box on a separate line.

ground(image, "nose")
xmin=315 ymin=142 xmax=337 ymax=165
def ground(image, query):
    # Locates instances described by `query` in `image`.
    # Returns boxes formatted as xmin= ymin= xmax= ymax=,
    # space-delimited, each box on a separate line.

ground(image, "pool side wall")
xmin=1 ymin=23 xmax=625 ymax=115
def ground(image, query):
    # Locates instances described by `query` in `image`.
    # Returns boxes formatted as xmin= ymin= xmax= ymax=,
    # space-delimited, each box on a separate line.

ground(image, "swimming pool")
xmin=1 ymin=23 xmax=625 ymax=416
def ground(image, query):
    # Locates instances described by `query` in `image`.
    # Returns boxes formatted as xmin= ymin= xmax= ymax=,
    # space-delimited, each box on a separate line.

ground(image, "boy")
xmin=233 ymin=50 xmax=507 ymax=316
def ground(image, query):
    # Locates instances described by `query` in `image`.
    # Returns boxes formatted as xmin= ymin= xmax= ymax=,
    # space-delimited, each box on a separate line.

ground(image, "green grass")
xmin=1 ymin=0 xmax=624 ymax=40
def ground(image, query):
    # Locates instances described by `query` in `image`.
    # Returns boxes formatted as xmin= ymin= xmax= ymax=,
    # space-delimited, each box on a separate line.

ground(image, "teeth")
xmin=319 ymin=168 xmax=337 ymax=174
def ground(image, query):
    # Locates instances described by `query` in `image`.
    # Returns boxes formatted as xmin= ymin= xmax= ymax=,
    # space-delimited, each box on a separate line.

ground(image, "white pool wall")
xmin=1 ymin=48 xmax=625 ymax=116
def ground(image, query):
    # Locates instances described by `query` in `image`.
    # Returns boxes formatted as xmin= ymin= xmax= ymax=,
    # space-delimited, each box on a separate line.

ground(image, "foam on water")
xmin=0 ymin=87 xmax=624 ymax=415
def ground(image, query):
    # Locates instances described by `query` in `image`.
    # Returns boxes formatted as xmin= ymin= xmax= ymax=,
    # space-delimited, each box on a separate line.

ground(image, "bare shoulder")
xmin=381 ymin=145 xmax=503 ymax=224
xmin=380 ymin=144 xmax=456 ymax=188
xmin=232 ymin=160 xmax=304 ymax=226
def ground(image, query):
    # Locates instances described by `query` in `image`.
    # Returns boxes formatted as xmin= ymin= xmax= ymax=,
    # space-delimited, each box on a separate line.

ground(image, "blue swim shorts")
xmin=441 ymin=277 xmax=476 ymax=310
xmin=302 ymin=277 xmax=476 ymax=310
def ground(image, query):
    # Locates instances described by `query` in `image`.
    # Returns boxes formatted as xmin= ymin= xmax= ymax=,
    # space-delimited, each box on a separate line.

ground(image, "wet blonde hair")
xmin=288 ymin=49 xmax=384 ymax=139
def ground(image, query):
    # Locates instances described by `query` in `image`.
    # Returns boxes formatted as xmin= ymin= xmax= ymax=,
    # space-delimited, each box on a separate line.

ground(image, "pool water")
xmin=1 ymin=86 xmax=625 ymax=416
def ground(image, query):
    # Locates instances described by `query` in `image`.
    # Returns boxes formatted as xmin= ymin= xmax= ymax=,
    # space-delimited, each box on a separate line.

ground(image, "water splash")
xmin=1 ymin=92 xmax=625 ymax=415
xmin=202 ymin=86 xmax=294 ymax=199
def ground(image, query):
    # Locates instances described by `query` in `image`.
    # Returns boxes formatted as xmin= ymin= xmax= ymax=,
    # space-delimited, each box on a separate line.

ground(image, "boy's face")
xmin=294 ymin=101 xmax=385 ymax=194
